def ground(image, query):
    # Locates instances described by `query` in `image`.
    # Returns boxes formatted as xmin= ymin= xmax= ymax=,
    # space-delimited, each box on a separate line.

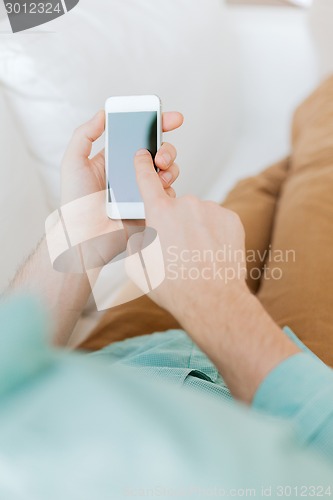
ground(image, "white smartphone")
xmin=105 ymin=95 xmax=162 ymax=220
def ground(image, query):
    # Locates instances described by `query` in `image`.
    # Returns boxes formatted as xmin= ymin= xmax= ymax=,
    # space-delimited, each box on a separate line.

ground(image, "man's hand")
xmin=58 ymin=110 xmax=184 ymax=271
xmin=61 ymin=110 xmax=183 ymax=206
xmin=130 ymin=150 xmax=300 ymax=404
xmin=130 ymin=149 xmax=248 ymax=320
xmin=8 ymin=111 xmax=184 ymax=347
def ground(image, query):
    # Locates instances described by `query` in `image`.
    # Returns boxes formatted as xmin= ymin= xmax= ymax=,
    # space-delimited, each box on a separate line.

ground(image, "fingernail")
xmin=161 ymin=152 xmax=172 ymax=166
xmin=161 ymin=171 xmax=172 ymax=184
xmin=136 ymin=149 xmax=149 ymax=156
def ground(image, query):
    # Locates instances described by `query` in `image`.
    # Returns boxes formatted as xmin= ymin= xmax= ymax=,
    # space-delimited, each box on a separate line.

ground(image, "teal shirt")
xmin=91 ymin=325 xmax=333 ymax=461
xmin=1 ymin=296 xmax=333 ymax=499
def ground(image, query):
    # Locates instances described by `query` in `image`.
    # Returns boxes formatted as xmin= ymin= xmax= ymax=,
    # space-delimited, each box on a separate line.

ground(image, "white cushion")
xmin=208 ymin=6 xmax=319 ymax=201
xmin=0 ymin=0 xmax=235 ymax=207
xmin=0 ymin=92 xmax=49 ymax=291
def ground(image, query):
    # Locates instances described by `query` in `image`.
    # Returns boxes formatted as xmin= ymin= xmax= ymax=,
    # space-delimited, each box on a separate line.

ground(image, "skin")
xmin=127 ymin=150 xmax=300 ymax=403
xmin=9 ymin=111 xmax=183 ymax=346
xmin=8 ymin=111 xmax=300 ymax=403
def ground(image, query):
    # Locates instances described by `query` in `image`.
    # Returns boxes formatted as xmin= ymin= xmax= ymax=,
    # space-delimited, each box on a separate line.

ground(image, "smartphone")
xmin=105 ymin=95 xmax=162 ymax=220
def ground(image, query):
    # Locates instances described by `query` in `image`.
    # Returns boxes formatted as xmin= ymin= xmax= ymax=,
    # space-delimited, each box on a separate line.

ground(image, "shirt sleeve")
xmin=253 ymin=335 xmax=333 ymax=461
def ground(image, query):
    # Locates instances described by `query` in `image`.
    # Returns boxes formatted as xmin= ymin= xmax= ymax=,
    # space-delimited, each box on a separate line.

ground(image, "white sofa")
xmin=0 ymin=1 xmax=329 ymax=321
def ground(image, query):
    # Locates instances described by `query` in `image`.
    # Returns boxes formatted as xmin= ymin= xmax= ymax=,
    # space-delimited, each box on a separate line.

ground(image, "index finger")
xmin=134 ymin=149 xmax=167 ymax=207
xmin=162 ymin=112 xmax=184 ymax=133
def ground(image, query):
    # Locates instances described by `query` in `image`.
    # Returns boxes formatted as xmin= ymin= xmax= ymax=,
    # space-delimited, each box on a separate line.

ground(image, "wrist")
xmin=182 ymin=283 xmax=252 ymax=345
xmin=179 ymin=284 xmax=300 ymax=403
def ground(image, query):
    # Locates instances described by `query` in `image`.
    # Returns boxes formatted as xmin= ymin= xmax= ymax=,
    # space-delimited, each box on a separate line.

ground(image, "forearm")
xmin=7 ymin=236 xmax=92 ymax=346
xmin=7 ymin=212 xmax=128 ymax=346
xmin=179 ymin=287 xmax=300 ymax=403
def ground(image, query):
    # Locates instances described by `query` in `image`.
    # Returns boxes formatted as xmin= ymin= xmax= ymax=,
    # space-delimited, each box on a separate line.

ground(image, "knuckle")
xmin=72 ymin=125 xmax=85 ymax=140
xmin=182 ymin=194 xmax=200 ymax=205
xmin=205 ymin=200 xmax=219 ymax=210
xmin=168 ymin=143 xmax=177 ymax=157
xmin=72 ymin=124 xmax=84 ymax=138
xmin=225 ymin=209 xmax=244 ymax=231
xmin=172 ymin=163 xmax=180 ymax=177
xmin=228 ymin=209 xmax=241 ymax=224
xmin=167 ymin=187 xmax=176 ymax=199
xmin=161 ymin=142 xmax=177 ymax=159
xmin=157 ymin=196 xmax=171 ymax=210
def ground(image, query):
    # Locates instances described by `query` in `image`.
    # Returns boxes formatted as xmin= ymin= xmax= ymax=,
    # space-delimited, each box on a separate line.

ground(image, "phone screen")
xmin=107 ymin=111 xmax=158 ymax=203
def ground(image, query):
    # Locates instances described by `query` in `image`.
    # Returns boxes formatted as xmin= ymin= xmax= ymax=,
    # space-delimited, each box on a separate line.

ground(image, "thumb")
xmin=134 ymin=149 xmax=166 ymax=209
xmin=66 ymin=110 xmax=105 ymax=161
